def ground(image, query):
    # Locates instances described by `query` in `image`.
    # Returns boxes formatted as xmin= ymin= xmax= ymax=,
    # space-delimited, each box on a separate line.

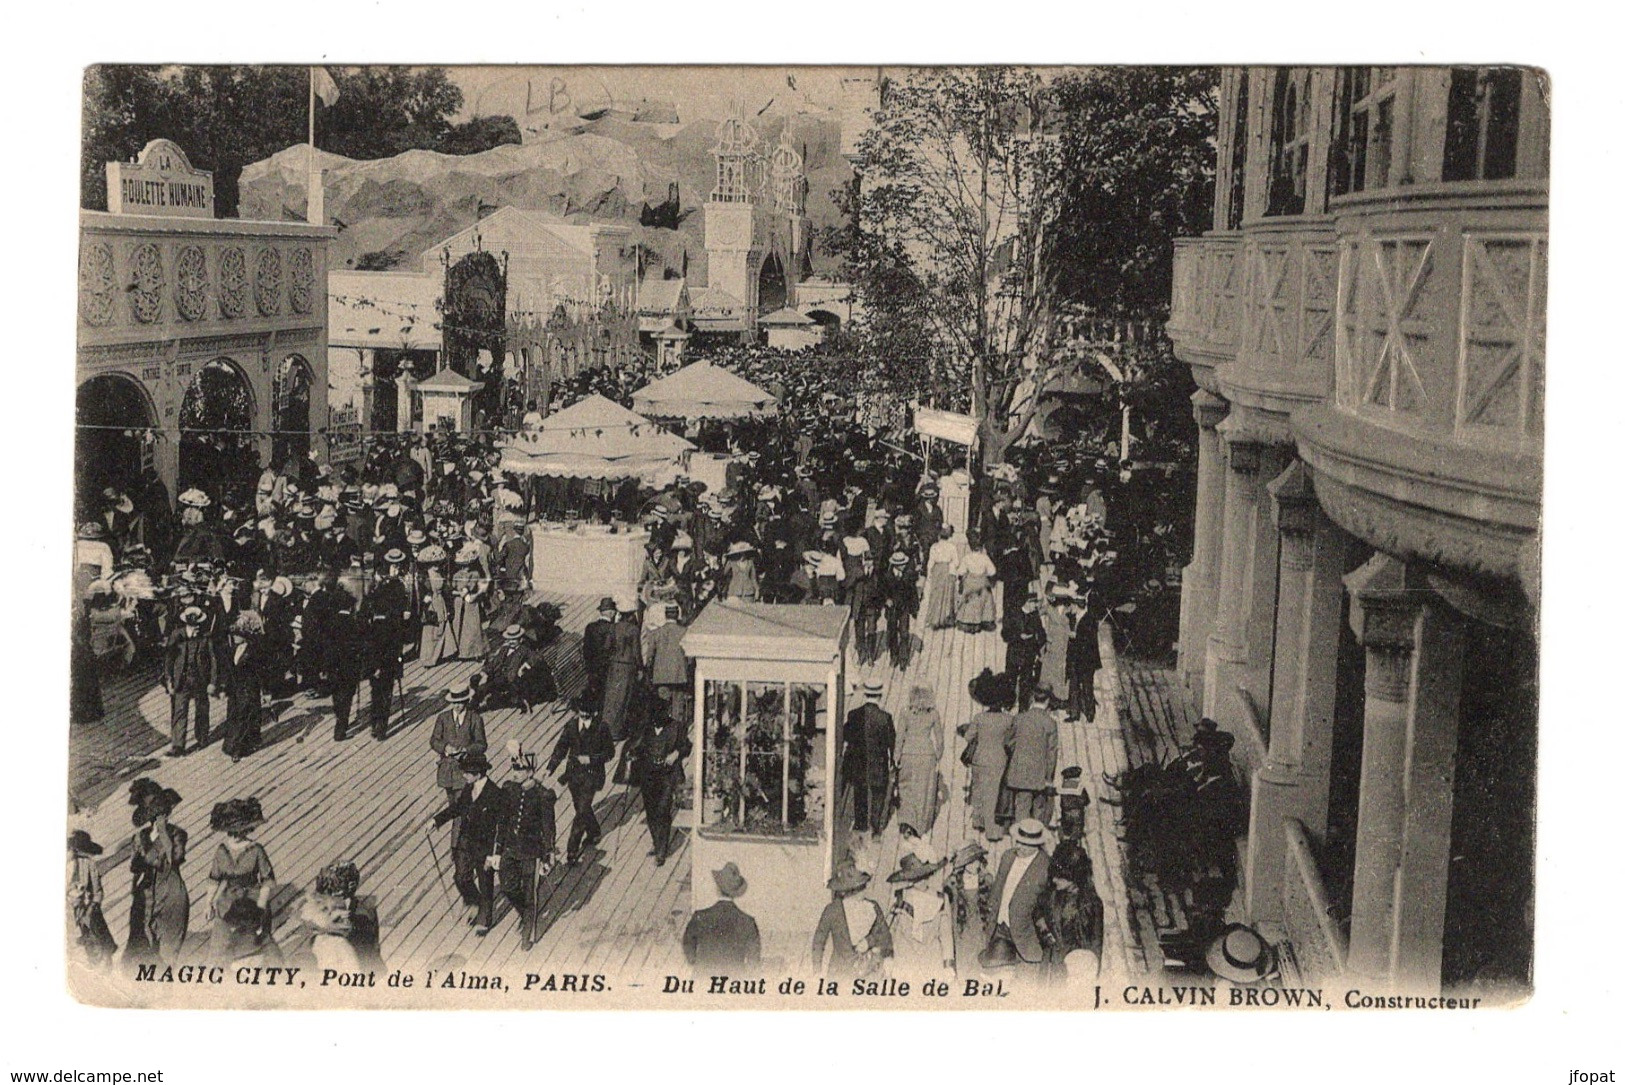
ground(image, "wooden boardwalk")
xmin=69 ymin=590 xmax=1173 ymax=985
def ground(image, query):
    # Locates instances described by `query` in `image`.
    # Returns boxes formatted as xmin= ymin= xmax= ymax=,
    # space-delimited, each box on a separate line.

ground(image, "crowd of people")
xmin=69 ymin=338 xmax=1240 ymax=991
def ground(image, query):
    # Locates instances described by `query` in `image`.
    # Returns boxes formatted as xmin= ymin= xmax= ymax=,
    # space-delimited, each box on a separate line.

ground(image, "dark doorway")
xmin=758 ymin=252 xmax=787 ymax=315
xmin=76 ymin=374 xmax=154 ymax=517
xmin=272 ymin=355 xmax=313 ymax=470
xmin=179 ymin=359 xmax=256 ymax=502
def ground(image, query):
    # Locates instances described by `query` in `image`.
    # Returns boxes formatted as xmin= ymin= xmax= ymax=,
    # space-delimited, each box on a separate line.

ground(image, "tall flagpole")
xmin=307 ymin=68 xmax=322 ymax=226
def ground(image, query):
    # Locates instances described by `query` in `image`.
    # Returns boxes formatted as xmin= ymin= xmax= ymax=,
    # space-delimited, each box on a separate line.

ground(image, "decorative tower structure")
xmin=703 ymin=114 xmax=807 ymax=332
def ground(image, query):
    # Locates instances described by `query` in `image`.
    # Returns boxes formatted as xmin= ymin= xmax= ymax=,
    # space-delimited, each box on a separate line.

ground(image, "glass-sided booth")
xmin=682 ymin=601 xmax=851 ymax=948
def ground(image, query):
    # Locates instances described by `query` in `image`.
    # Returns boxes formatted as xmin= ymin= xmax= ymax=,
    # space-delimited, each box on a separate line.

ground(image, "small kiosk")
xmin=682 ymin=601 xmax=852 ymax=952
xmin=416 ymin=368 xmax=483 ymax=433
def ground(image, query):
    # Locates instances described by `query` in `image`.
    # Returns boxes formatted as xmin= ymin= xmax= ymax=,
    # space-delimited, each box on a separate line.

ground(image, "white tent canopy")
xmin=631 ymin=360 xmax=778 ymax=420
xmin=500 ymin=394 xmax=693 ymax=481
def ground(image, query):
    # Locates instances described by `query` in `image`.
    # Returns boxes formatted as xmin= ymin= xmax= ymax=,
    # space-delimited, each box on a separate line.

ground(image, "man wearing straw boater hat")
xmin=430 ymin=679 xmax=487 ymax=809
xmin=841 ymin=679 xmax=896 ymax=838
xmin=427 ymin=750 xmax=510 ymax=935
xmin=982 ymin=818 xmax=1052 ymax=972
xmin=496 ymin=741 xmax=558 ymax=950
xmin=682 ymin=862 xmax=761 ymax=973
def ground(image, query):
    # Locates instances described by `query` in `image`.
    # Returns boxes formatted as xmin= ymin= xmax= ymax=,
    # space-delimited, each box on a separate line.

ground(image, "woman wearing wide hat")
xmin=810 ymin=863 xmax=892 ymax=979
xmin=921 ymin=523 xmax=960 ymax=630
xmin=886 ymin=839 xmax=952 ymax=979
xmin=414 ymin=544 xmax=452 ymax=667
xmin=953 ymin=529 xmax=999 ymax=633
xmin=67 ymin=830 xmax=117 ymax=968
xmin=125 ymin=779 xmax=189 ymax=964
xmin=207 ymin=798 xmax=276 ymax=943
xmin=447 ymin=542 xmax=490 ymax=661
xmin=716 ymin=540 xmax=760 ymax=603
xmin=220 ymin=611 xmax=267 ymax=761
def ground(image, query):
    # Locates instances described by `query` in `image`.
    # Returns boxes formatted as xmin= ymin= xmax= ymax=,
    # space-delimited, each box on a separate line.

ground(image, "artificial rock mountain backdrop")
xmin=239 ymin=111 xmax=851 ymax=286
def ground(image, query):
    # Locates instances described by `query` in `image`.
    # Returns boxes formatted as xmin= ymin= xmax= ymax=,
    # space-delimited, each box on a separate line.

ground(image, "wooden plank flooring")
xmin=69 ymin=589 xmax=1178 ymax=984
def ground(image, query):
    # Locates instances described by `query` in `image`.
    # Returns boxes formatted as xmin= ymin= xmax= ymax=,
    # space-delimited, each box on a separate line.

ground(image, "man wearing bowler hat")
xmin=682 ymin=862 xmax=761 ymax=973
xmin=427 ymin=750 xmax=510 ymax=935
xmin=547 ymin=701 xmax=617 ymax=864
xmin=163 ymin=605 xmax=218 ymax=756
xmin=581 ymin=597 xmax=618 ymax=713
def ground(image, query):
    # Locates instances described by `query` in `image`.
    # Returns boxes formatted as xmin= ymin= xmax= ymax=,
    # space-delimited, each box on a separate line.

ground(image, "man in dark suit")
xmin=634 ymin=704 xmax=692 ymax=866
xmin=327 ymin=592 xmax=367 ymax=742
xmin=496 ymin=742 xmax=557 ymax=950
xmin=430 ymin=681 xmax=487 ymax=807
xmin=682 ymin=862 xmax=761 ymax=973
xmin=547 ymin=702 xmax=616 ymax=864
xmin=163 ymin=606 xmax=217 ymax=756
xmin=984 ymin=818 xmax=1052 ymax=970
xmin=360 ymin=551 xmax=413 ymax=740
xmin=427 ymin=751 xmax=510 ymax=935
xmin=580 ymin=598 xmax=617 ymax=713
xmin=841 ymin=680 xmax=896 ymax=837
xmin=1002 ymin=592 xmax=1046 ymax=711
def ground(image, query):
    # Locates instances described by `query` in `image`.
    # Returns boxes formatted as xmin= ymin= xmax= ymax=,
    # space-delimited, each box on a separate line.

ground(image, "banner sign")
xmin=913 ymin=405 xmax=978 ymax=446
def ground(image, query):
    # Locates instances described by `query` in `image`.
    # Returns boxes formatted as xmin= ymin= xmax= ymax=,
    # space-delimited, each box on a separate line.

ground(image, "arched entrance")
xmin=272 ymin=354 xmax=314 ymax=470
xmin=179 ymin=358 xmax=256 ymax=502
xmin=757 ymin=252 xmax=787 ymax=314
xmin=805 ymin=309 xmax=842 ymax=333
xmin=76 ymin=373 xmax=155 ymax=516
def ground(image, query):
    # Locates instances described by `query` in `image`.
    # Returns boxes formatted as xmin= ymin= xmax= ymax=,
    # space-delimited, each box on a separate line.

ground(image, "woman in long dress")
xmin=207 ymin=798 xmax=276 ymax=944
xmin=886 ymin=834 xmax=953 ymax=979
xmin=448 ymin=545 xmax=489 ymax=662
xmin=221 ymin=613 xmax=266 ymax=762
xmin=922 ymin=525 xmax=959 ymax=630
xmin=954 ymin=530 xmax=999 ymax=633
xmin=125 ymin=780 xmax=189 ymax=964
xmin=1040 ymin=588 xmax=1072 ymax=697
xmin=895 ymin=686 xmax=944 ymax=837
xmin=415 ymin=546 xmax=451 ymax=666
xmin=599 ymin=602 xmax=642 ymax=741
xmin=959 ymin=670 xmax=1015 ymax=842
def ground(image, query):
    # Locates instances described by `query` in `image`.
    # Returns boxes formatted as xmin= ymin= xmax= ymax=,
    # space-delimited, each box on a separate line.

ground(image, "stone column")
xmin=1343 ymin=554 xmax=1465 ymax=994
xmin=1244 ymin=461 xmax=1347 ymax=924
xmin=1241 ymin=446 xmax=1286 ymax=725
xmin=1179 ymin=391 xmax=1229 ymax=708
xmin=1202 ymin=422 xmax=1260 ymax=729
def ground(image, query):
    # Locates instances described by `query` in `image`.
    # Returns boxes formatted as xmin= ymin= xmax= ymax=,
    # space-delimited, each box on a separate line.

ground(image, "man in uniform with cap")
xmin=580 ymin=597 xmax=617 ymax=714
xmin=842 ymin=680 xmax=896 ymax=837
xmin=495 ymin=741 xmax=557 ymax=950
xmin=163 ymin=605 xmax=218 ymax=756
xmin=360 ymin=551 xmax=413 ymax=740
xmin=682 ymin=863 xmax=761 ymax=973
xmin=547 ymin=701 xmax=617 ymax=864
xmin=427 ymin=751 xmax=510 ymax=935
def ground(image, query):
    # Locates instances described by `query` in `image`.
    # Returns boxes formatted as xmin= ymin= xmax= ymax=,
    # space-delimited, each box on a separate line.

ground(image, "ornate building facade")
xmin=78 ymin=140 xmax=335 ymax=509
xmin=1167 ymin=68 xmax=1545 ymax=996
xmin=702 ymin=117 xmax=811 ymax=331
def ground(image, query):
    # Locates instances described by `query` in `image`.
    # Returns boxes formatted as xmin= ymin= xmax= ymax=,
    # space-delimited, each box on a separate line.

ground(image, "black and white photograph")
xmin=57 ymin=59 xmax=1556 ymax=1015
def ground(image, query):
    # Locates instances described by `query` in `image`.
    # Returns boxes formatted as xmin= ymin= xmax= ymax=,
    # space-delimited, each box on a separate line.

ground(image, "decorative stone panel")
xmin=254 ymin=246 xmax=283 ymax=316
xmin=129 ymin=243 xmax=165 ymax=324
xmin=174 ymin=245 xmax=209 ymax=322
xmin=219 ymin=246 xmax=247 ymax=319
xmin=79 ymin=241 xmax=116 ymax=327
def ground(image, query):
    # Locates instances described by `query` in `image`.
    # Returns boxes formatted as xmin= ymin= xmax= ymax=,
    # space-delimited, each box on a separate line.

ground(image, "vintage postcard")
xmin=67 ymin=63 xmax=1544 ymax=1011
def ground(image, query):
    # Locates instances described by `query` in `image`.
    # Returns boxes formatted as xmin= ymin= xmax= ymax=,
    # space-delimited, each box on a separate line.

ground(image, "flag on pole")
xmin=311 ymin=67 xmax=341 ymax=107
